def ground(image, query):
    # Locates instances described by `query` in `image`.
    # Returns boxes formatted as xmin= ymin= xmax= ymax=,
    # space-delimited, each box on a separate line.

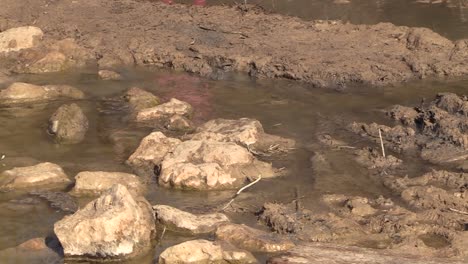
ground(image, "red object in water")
xmin=161 ymin=0 xmax=173 ymax=4
xmin=193 ymin=0 xmax=206 ymax=6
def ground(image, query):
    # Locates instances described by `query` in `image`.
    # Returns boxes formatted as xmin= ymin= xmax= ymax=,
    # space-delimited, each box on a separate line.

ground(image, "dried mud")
xmin=1 ymin=0 xmax=468 ymax=88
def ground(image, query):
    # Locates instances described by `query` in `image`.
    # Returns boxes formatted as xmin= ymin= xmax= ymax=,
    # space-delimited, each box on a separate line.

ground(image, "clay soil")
xmin=1 ymin=0 xmax=468 ymax=88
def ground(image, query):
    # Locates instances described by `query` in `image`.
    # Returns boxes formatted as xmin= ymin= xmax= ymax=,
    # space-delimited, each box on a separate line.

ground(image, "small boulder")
xmin=215 ymin=223 xmax=295 ymax=253
xmin=98 ymin=69 xmax=123 ymax=80
xmin=72 ymin=171 xmax=145 ymax=196
xmin=0 ymin=82 xmax=84 ymax=105
xmin=0 ymin=237 xmax=61 ymax=263
xmin=126 ymin=132 xmax=181 ymax=177
xmin=187 ymin=118 xmax=295 ymax=153
xmin=123 ymin=87 xmax=160 ymax=111
xmin=153 ymin=205 xmax=229 ymax=234
xmin=159 ymin=140 xmax=275 ymax=190
xmin=0 ymin=162 xmax=70 ymax=190
xmin=136 ymin=98 xmax=193 ymax=122
xmin=166 ymin=114 xmax=194 ymax=132
xmin=48 ymin=103 xmax=88 ymax=144
xmin=54 ymin=184 xmax=155 ymax=259
xmin=26 ymin=51 xmax=68 ymax=73
xmin=158 ymin=239 xmax=257 ymax=264
xmin=0 ymin=26 xmax=43 ymax=53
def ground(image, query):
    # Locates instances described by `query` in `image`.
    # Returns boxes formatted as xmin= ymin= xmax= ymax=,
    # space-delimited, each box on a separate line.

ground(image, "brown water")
xmin=183 ymin=0 xmax=468 ymax=40
xmin=0 ymin=67 xmax=467 ymax=263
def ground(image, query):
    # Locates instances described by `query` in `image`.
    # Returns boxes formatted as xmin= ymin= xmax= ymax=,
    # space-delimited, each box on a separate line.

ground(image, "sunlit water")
xmin=0 ymin=67 xmax=466 ymax=263
xmin=1 ymin=0 xmax=468 ymax=263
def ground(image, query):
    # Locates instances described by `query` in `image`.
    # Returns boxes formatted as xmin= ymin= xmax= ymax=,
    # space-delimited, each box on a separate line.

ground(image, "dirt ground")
xmin=1 ymin=0 xmax=468 ymax=88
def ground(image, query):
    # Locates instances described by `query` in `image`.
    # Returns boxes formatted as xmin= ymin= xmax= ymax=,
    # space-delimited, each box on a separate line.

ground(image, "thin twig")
xmin=448 ymin=208 xmax=468 ymax=215
xmin=222 ymin=175 xmax=262 ymax=211
xmin=158 ymin=226 xmax=167 ymax=245
xmin=378 ymin=128 xmax=386 ymax=158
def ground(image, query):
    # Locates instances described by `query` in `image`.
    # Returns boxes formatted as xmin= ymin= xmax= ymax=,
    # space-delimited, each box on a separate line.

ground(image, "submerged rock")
xmin=136 ymin=98 xmax=193 ymax=122
xmin=187 ymin=118 xmax=295 ymax=154
xmin=0 ymin=26 xmax=43 ymax=53
xmin=0 ymin=237 xmax=62 ymax=264
xmin=98 ymin=69 xmax=123 ymax=80
xmin=48 ymin=103 xmax=88 ymax=144
xmin=159 ymin=140 xmax=275 ymax=190
xmin=127 ymin=132 xmax=181 ymax=178
xmin=0 ymin=162 xmax=70 ymax=190
xmin=123 ymin=87 xmax=160 ymax=112
xmin=0 ymin=82 xmax=84 ymax=106
xmin=153 ymin=205 xmax=229 ymax=234
xmin=158 ymin=239 xmax=257 ymax=264
xmin=54 ymin=184 xmax=155 ymax=259
xmin=30 ymin=191 xmax=78 ymax=213
xmin=72 ymin=171 xmax=145 ymax=196
xmin=215 ymin=223 xmax=295 ymax=253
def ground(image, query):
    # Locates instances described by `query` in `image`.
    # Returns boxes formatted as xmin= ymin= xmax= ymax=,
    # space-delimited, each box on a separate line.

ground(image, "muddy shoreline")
xmin=1 ymin=0 xmax=468 ymax=88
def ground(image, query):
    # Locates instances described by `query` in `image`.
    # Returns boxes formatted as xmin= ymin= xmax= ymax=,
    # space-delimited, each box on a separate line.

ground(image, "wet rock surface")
xmin=153 ymin=205 xmax=229 ymax=234
xmin=123 ymin=87 xmax=160 ymax=112
xmin=98 ymin=69 xmax=123 ymax=80
xmin=126 ymin=131 xmax=181 ymax=178
xmin=0 ymin=237 xmax=62 ymax=264
xmin=48 ymin=103 xmax=89 ymax=144
xmin=136 ymin=98 xmax=193 ymax=123
xmin=0 ymin=82 xmax=84 ymax=106
xmin=54 ymin=184 xmax=155 ymax=260
xmin=215 ymin=223 xmax=295 ymax=252
xmin=186 ymin=118 xmax=296 ymax=154
xmin=30 ymin=191 xmax=78 ymax=213
xmin=72 ymin=171 xmax=145 ymax=196
xmin=159 ymin=239 xmax=258 ymax=264
xmin=159 ymin=140 xmax=275 ymax=190
xmin=0 ymin=162 xmax=71 ymax=191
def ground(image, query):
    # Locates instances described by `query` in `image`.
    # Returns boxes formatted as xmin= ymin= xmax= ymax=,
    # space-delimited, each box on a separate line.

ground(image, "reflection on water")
xmin=181 ymin=0 xmax=468 ymax=40
xmin=0 ymin=67 xmax=467 ymax=262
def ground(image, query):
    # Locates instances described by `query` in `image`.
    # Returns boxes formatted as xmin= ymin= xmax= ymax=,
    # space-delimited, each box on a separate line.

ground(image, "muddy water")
xmin=183 ymin=0 xmax=468 ymax=40
xmin=0 ymin=67 xmax=467 ymax=262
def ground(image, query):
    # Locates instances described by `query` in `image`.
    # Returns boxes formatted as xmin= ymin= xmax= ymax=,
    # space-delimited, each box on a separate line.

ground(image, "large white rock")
xmin=72 ymin=171 xmax=145 ymax=196
xmin=0 ymin=26 xmax=43 ymax=53
xmin=0 ymin=82 xmax=84 ymax=105
xmin=187 ymin=118 xmax=295 ymax=152
xmin=54 ymin=184 xmax=155 ymax=259
xmin=158 ymin=239 xmax=258 ymax=264
xmin=136 ymin=98 xmax=193 ymax=122
xmin=126 ymin=132 xmax=181 ymax=177
xmin=0 ymin=162 xmax=70 ymax=190
xmin=153 ymin=205 xmax=229 ymax=234
xmin=159 ymin=140 xmax=275 ymax=190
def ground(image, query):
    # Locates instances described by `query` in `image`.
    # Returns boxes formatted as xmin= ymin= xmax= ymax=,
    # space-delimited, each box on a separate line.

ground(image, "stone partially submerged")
xmin=0 ymin=82 xmax=84 ymax=106
xmin=126 ymin=132 xmax=181 ymax=178
xmin=158 ymin=239 xmax=257 ymax=264
xmin=159 ymin=140 xmax=275 ymax=190
xmin=54 ymin=184 xmax=155 ymax=260
xmin=215 ymin=223 xmax=295 ymax=253
xmin=123 ymin=87 xmax=160 ymax=112
xmin=0 ymin=162 xmax=70 ymax=191
xmin=186 ymin=118 xmax=295 ymax=154
xmin=72 ymin=171 xmax=145 ymax=196
xmin=136 ymin=98 xmax=193 ymax=122
xmin=48 ymin=103 xmax=88 ymax=144
xmin=153 ymin=205 xmax=229 ymax=234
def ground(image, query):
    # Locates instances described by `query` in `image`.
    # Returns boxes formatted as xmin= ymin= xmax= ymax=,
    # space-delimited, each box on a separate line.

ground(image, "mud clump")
xmin=351 ymin=93 xmax=468 ymax=166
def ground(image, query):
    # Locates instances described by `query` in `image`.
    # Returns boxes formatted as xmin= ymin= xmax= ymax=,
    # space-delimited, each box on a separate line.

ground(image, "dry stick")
xmin=378 ymin=128 xmax=386 ymax=158
xmin=158 ymin=226 xmax=167 ymax=246
xmin=448 ymin=208 xmax=468 ymax=216
xmin=221 ymin=175 xmax=262 ymax=211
